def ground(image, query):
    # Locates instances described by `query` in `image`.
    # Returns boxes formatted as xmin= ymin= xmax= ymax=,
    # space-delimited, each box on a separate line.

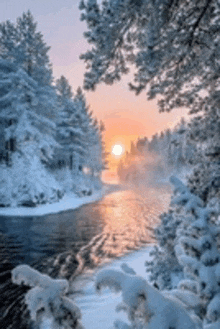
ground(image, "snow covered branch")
xmin=12 ymin=265 xmax=83 ymax=329
xmin=95 ymin=264 xmax=198 ymax=329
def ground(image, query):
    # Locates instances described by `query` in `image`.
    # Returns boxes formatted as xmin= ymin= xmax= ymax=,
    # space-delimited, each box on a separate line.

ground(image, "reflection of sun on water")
xmin=94 ymin=188 xmax=171 ymax=259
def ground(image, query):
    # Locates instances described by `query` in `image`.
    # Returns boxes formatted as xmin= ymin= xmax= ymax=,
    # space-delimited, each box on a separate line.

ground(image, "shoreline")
xmin=73 ymin=245 xmax=154 ymax=329
xmin=0 ymin=183 xmax=123 ymax=218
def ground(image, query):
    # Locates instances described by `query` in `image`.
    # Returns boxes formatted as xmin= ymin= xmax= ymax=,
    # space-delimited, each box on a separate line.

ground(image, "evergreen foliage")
xmin=0 ymin=11 xmax=106 ymax=207
xmin=0 ymin=10 xmax=52 ymax=85
xmin=80 ymin=0 xmax=220 ymax=206
xmin=117 ymin=118 xmax=195 ymax=184
xmin=147 ymin=176 xmax=220 ymax=327
xmin=80 ymin=0 xmax=220 ymax=114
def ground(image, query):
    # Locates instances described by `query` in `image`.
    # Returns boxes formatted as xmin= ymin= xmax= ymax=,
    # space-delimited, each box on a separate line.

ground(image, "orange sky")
xmin=1 ymin=1 xmax=189 ymax=170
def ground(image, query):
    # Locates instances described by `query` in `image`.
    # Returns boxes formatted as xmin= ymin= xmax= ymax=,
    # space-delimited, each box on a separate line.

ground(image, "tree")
xmin=0 ymin=10 xmax=52 ymax=85
xmin=0 ymin=59 xmax=56 ymax=165
xmin=80 ymin=0 xmax=220 ymax=202
xmin=55 ymin=76 xmax=82 ymax=170
xmin=55 ymin=79 xmax=106 ymax=178
xmin=86 ymin=118 xmax=107 ymax=176
xmin=80 ymin=0 xmax=220 ymax=114
xmin=0 ymin=12 xmax=62 ymax=206
xmin=187 ymin=110 xmax=220 ymax=204
xmin=0 ymin=11 xmax=58 ymax=165
xmin=147 ymin=176 xmax=220 ymax=327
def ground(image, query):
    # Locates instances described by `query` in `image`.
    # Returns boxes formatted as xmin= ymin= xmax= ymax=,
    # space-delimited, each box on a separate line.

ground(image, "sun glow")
xmin=112 ymin=144 xmax=124 ymax=156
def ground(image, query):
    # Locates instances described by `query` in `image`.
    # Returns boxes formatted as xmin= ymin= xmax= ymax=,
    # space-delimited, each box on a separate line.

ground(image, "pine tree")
xmin=54 ymin=79 xmax=106 ymax=190
xmin=0 ymin=10 xmax=52 ymax=85
xmin=147 ymin=176 xmax=220 ymax=327
xmin=0 ymin=59 xmax=56 ymax=164
xmin=79 ymin=0 xmax=220 ymax=208
xmin=80 ymin=0 xmax=220 ymax=115
xmin=55 ymin=76 xmax=81 ymax=170
xmin=0 ymin=12 xmax=61 ymax=206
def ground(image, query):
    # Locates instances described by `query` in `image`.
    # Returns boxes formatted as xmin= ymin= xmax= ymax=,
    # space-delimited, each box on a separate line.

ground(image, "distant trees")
xmin=117 ymin=118 xmax=196 ymax=184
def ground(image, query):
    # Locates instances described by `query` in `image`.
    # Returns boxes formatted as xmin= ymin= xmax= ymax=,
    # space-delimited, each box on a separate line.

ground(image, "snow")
xmin=12 ymin=264 xmax=82 ymax=328
xmin=73 ymin=247 xmax=151 ymax=329
xmin=0 ymin=184 xmax=116 ymax=217
xmin=73 ymin=246 xmax=198 ymax=329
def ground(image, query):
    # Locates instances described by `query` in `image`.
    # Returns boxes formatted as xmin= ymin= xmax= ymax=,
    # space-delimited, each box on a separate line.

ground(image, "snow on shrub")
xmin=0 ymin=151 xmax=63 ymax=207
xmin=12 ymin=264 xmax=83 ymax=329
xmin=146 ymin=210 xmax=183 ymax=290
xmin=147 ymin=176 xmax=220 ymax=327
xmin=95 ymin=264 xmax=199 ymax=329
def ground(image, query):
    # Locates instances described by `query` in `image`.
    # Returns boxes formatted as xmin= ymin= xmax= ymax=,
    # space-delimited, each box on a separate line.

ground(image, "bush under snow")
xmin=0 ymin=152 xmax=63 ymax=207
xmin=12 ymin=264 xmax=83 ymax=329
xmin=145 ymin=176 xmax=220 ymax=328
xmin=95 ymin=264 xmax=200 ymax=329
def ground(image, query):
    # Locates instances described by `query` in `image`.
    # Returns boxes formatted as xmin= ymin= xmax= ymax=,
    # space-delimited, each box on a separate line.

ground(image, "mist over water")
xmin=117 ymin=149 xmax=176 ymax=191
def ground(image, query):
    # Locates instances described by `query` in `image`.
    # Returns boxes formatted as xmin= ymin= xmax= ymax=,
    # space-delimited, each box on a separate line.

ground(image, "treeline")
xmin=117 ymin=118 xmax=196 ymax=183
xmin=0 ymin=11 xmax=107 ymax=207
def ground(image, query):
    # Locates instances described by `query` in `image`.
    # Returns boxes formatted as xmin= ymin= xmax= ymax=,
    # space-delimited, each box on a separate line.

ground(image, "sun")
xmin=112 ymin=144 xmax=124 ymax=156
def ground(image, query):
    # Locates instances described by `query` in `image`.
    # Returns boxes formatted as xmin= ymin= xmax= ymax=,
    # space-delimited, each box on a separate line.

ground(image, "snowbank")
xmin=0 ymin=184 xmax=119 ymax=217
xmin=73 ymin=248 xmax=153 ymax=328
xmin=12 ymin=264 xmax=83 ymax=329
xmin=73 ymin=246 xmax=198 ymax=329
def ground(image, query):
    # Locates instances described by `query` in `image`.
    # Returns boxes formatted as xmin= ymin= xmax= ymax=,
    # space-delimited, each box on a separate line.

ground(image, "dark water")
xmin=0 ymin=184 xmax=171 ymax=328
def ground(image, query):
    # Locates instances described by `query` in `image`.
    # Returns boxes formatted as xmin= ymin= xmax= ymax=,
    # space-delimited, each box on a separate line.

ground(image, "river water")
xmin=0 ymin=183 xmax=171 ymax=328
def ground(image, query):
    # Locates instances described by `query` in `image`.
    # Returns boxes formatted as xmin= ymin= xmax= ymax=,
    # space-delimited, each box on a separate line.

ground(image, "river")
xmin=0 ymin=183 xmax=171 ymax=328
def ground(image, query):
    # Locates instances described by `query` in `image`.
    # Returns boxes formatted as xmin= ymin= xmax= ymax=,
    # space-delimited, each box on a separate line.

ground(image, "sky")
xmin=1 ymin=0 xmax=188 ymax=168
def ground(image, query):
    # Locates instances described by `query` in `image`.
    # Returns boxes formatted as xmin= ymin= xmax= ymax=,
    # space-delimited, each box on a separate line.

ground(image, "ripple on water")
xmin=0 ymin=185 xmax=171 ymax=328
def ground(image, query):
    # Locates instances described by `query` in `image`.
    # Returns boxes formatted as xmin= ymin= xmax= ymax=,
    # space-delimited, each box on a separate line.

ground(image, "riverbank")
xmin=72 ymin=246 xmax=153 ymax=329
xmin=0 ymin=183 xmax=122 ymax=217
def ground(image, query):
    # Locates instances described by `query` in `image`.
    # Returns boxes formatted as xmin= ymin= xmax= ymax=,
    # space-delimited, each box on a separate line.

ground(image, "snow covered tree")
xmin=0 ymin=59 xmax=62 ymax=206
xmin=0 ymin=59 xmax=57 ymax=164
xmin=0 ymin=11 xmax=58 ymax=164
xmin=86 ymin=118 xmax=107 ymax=177
xmin=187 ymin=110 xmax=220 ymax=206
xmin=0 ymin=10 xmax=52 ymax=85
xmin=55 ymin=75 xmax=82 ymax=170
xmin=79 ymin=0 xmax=220 ymax=206
xmin=146 ymin=210 xmax=183 ymax=290
xmin=95 ymin=264 xmax=199 ymax=329
xmin=147 ymin=176 xmax=220 ymax=327
xmin=80 ymin=0 xmax=220 ymax=114
xmin=71 ymin=86 xmax=106 ymax=176
xmin=0 ymin=12 xmax=65 ymax=206
xmin=53 ymin=79 xmax=106 ymax=192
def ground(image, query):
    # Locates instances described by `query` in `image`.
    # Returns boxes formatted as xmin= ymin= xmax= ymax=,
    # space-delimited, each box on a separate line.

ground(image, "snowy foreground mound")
xmin=12 ymin=262 xmax=199 ymax=329
xmin=95 ymin=266 xmax=198 ymax=329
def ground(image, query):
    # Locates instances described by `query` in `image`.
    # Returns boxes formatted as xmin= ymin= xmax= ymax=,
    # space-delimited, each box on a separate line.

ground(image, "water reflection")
xmin=83 ymin=187 xmax=171 ymax=262
xmin=0 ymin=186 xmax=171 ymax=273
xmin=0 ymin=185 xmax=171 ymax=328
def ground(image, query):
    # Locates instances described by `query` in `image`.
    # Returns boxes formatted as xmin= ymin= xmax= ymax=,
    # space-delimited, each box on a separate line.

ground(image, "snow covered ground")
xmin=73 ymin=246 xmax=153 ymax=329
xmin=0 ymin=183 xmax=120 ymax=217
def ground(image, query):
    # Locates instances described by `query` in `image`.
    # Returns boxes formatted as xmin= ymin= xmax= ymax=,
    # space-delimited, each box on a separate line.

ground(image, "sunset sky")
xmin=1 ymin=0 xmax=188 ymax=168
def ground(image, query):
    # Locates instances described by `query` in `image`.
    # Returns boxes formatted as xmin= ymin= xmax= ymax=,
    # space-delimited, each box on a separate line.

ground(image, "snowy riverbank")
xmin=0 ymin=183 xmax=121 ymax=217
xmin=72 ymin=246 xmax=153 ymax=329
